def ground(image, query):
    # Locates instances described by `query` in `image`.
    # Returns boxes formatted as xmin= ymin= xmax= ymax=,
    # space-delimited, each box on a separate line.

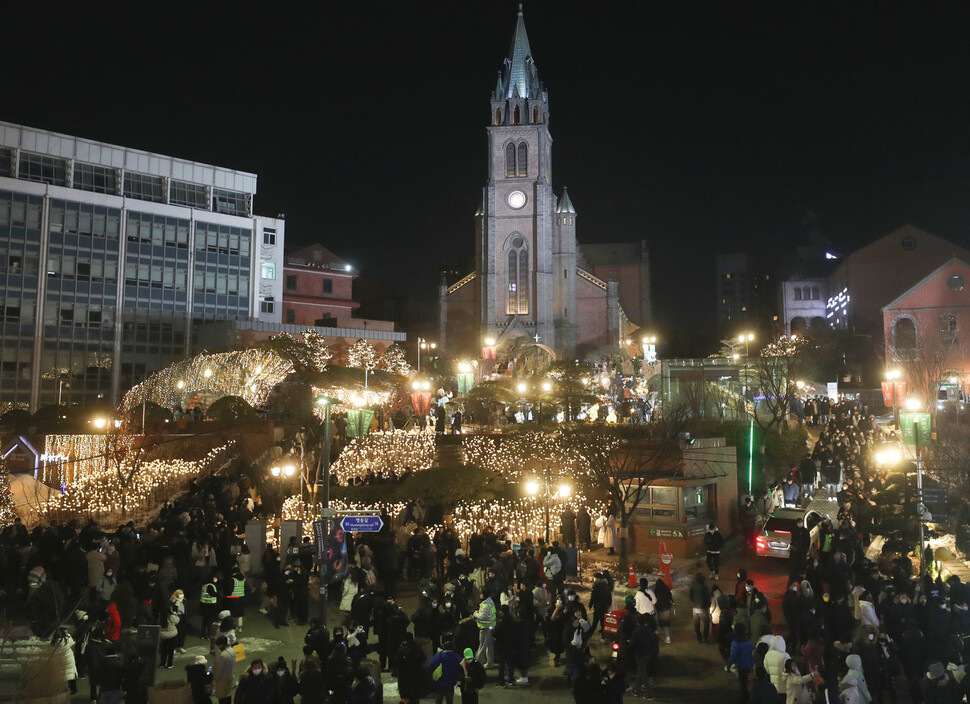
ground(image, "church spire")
xmin=501 ymin=4 xmax=543 ymax=101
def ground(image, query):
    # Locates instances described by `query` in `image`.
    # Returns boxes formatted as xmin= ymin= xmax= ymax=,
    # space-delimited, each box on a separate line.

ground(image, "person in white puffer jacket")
xmin=764 ymin=635 xmax=792 ymax=694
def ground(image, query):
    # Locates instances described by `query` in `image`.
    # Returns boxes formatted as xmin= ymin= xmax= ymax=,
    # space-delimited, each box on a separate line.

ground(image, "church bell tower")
xmin=477 ymin=5 xmax=562 ymax=355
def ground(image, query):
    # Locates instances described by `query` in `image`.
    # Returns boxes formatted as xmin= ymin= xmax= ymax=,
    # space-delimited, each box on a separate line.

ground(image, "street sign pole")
xmin=915 ymin=418 xmax=925 ymax=575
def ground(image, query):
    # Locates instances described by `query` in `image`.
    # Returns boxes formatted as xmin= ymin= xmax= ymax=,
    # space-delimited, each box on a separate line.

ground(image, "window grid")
xmin=213 ymin=188 xmax=247 ymax=216
xmin=506 ymin=236 xmax=529 ymax=315
xmin=124 ymin=172 xmax=165 ymax=203
xmin=0 ymin=149 xmax=11 ymax=178
xmin=18 ymin=152 xmax=67 ymax=186
xmin=74 ymin=163 xmax=118 ymax=195
xmin=169 ymin=180 xmax=207 ymax=209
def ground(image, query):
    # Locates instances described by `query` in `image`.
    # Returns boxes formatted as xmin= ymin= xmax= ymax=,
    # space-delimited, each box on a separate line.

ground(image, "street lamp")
xmin=270 ymin=462 xmax=296 ymax=511
xmin=738 ymin=332 xmax=755 ymax=358
xmin=525 ymin=471 xmax=571 ymax=542
xmin=904 ymin=397 xmax=927 ymax=572
xmin=417 ymin=337 xmax=437 ymax=373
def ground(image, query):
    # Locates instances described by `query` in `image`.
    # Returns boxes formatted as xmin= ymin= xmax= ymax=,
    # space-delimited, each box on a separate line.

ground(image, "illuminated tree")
xmin=347 ymin=340 xmax=379 ymax=372
xmin=0 ymin=460 xmax=17 ymax=528
xmin=746 ymin=334 xmax=812 ymax=433
xmin=377 ymin=343 xmax=412 ymax=376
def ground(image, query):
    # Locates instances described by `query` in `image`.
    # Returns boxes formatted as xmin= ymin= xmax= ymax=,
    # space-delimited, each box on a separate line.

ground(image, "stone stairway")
xmin=433 ymin=434 xmax=464 ymax=468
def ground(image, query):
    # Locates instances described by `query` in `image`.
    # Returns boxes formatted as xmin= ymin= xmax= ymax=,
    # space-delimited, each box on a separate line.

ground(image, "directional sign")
xmin=340 ymin=515 xmax=384 ymax=532
xmin=922 ymin=488 xmax=948 ymax=503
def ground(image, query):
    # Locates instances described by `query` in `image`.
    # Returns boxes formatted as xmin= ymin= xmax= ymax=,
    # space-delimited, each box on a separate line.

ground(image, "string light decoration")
xmin=431 ymin=495 xmax=600 ymax=544
xmin=377 ymin=344 xmax=413 ymax=377
xmin=309 ymin=385 xmax=392 ymax=418
xmin=120 ymin=348 xmax=295 ymax=413
xmin=462 ymin=433 xmax=589 ymax=483
xmin=33 ymin=442 xmax=237 ymax=524
xmin=346 ymin=340 xmax=379 ymax=372
xmin=0 ymin=461 xmax=17 ymax=528
xmin=329 ymin=430 xmax=436 ymax=483
xmin=265 ymin=330 xmax=332 ymax=375
xmin=279 ymin=496 xmax=409 ymax=543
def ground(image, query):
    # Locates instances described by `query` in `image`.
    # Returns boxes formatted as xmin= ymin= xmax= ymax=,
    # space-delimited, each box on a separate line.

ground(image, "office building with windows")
xmin=0 ymin=120 xmax=284 ymax=409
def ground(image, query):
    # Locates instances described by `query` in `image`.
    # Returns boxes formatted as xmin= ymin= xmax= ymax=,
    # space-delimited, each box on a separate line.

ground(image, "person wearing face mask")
xmin=270 ymin=657 xmax=298 ymax=704
xmin=234 ymin=659 xmax=273 ymax=704
xmin=784 ymin=659 xmax=817 ymax=704
xmin=95 ymin=567 xmax=118 ymax=606
xmin=412 ymin=596 xmax=441 ymax=649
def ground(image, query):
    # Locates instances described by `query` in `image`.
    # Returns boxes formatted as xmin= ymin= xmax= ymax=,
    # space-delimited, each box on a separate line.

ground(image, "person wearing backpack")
xmin=459 ymin=647 xmax=486 ymax=704
xmin=427 ymin=641 xmax=463 ymax=704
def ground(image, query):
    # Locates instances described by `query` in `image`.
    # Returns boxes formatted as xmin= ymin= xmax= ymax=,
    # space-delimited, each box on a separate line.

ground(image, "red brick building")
xmin=883 ymin=257 xmax=970 ymax=405
xmin=282 ymin=245 xmax=358 ymax=327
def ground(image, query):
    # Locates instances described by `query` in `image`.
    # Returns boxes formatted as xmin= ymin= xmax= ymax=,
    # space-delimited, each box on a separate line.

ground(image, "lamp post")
xmin=738 ymin=332 xmax=755 ymax=358
xmin=905 ymin=397 xmax=927 ymax=573
xmin=417 ymin=337 xmax=436 ymax=373
xmin=313 ymin=395 xmax=336 ymax=625
xmin=270 ymin=462 xmax=296 ymax=513
xmin=525 ymin=471 xmax=571 ymax=542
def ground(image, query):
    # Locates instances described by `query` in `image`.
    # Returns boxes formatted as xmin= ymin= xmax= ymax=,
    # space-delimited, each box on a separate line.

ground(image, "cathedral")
xmin=439 ymin=6 xmax=652 ymax=361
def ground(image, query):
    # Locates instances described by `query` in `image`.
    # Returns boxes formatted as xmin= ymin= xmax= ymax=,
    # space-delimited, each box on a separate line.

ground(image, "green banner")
xmin=899 ymin=412 xmax=931 ymax=445
xmin=346 ymin=408 xmax=375 ymax=438
xmin=457 ymin=372 xmax=476 ymax=394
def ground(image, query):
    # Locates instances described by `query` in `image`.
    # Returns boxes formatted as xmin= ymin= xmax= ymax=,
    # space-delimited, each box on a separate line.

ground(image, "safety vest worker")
xmin=474 ymin=596 xmax=496 ymax=629
xmin=200 ymin=582 xmax=218 ymax=604
xmin=229 ymin=576 xmax=245 ymax=599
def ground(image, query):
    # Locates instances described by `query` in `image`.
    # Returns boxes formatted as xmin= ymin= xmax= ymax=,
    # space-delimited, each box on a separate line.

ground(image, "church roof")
xmin=497 ymin=5 xmax=543 ymax=101
xmin=556 ymin=188 xmax=576 ymax=214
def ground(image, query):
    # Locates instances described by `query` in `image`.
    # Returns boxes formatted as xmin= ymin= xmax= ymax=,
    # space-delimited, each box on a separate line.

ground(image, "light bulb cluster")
xmin=330 ymin=430 xmax=436 ymax=483
xmin=121 ymin=347 xmax=295 ymax=413
xmin=33 ymin=442 xmax=236 ymax=523
xmin=427 ymin=495 xmax=602 ymax=545
xmin=310 ymin=385 xmax=393 ymax=417
xmin=461 ymin=434 xmax=589 ymax=483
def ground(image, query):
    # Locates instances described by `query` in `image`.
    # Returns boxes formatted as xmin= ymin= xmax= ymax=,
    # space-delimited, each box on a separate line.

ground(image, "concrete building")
xmin=0 ymin=120 xmax=284 ymax=409
xmin=439 ymin=7 xmax=648 ymax=360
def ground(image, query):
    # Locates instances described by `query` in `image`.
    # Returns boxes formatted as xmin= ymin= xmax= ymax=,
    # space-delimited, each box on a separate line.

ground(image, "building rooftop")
xmin=0 ymin=120 xmax=257 ymax=200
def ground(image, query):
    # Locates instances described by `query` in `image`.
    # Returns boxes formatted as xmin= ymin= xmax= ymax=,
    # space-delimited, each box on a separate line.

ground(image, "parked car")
xmin=754 ymin=507 xmax=823 ymax=559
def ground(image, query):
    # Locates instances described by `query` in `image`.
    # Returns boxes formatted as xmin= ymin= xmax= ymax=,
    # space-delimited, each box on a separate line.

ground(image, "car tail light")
xmin=755 ymin=537 xmax=766 ymax=548
xmin=773 ymin=530 xmax=791 ymax=534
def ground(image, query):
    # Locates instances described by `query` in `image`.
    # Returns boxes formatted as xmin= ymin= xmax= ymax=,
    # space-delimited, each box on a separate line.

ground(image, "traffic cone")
xmin=628 ymin=563 xmax=637 ymax=588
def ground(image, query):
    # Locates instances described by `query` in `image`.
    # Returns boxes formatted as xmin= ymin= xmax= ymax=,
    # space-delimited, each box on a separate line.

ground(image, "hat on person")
xmin=195 ymin=656 xmax=208 ymax=665
xmin=455 ymin=548 xmax=464 ymax=556
xmin=625 ymin=595 xmax=636 ymax=609
xmin=463 ymin=648 xmax=474 ymax=659
xmin=927 ymin=662 xmax=946 ymax=681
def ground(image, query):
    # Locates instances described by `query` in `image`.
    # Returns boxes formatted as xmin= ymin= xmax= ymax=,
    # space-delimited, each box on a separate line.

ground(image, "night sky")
xmin=6 ymin=3 xmax=970 ymax=354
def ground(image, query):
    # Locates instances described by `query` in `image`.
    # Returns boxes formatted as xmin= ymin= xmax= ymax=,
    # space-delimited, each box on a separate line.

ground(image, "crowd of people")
xmin=703 ymin=397 xmax=969 ymax=704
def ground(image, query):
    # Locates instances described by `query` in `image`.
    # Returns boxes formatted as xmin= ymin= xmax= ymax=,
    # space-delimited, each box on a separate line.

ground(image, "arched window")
xmin=513 ymin=106 xmax=521 ymax=125
xmin=532 ymin=107 xmax=539 ymax=123
xmin=506 ymin=235 xmax=529 ymax=315
xmin=893 ymin=317 xmax=917 ymax=359
xmin=494 ymin=109 xmax=502 ymax=126
xmin=505 ymin=143 xmax=516 ymax=178
xmin=517 ymin=142 xmax=528 ymax=177
xmin=811 ymin=287 xmax=820 ymax=300
xmin=793 ymin=288 xmax=802 ymax=301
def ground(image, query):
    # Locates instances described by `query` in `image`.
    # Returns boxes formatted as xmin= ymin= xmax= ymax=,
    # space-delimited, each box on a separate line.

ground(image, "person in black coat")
xmin=296 ymin=659 xmax=326 ymax=704
xmin=392 ymin=633 xmax=425 ymax=704
xmin=572 ymin=652 xmax=601 ymax=704
xmin=576 ymin=508 xmax=592 ymax=549
xmin=234 ymin=660 xmax=274 ymax=704
xmin=304 ymin=619 xmax=330 ymax=663
xmin=270 ymin=657 xmax=299 ymax=704
xmin=186 ymin=656 xmax=214 ymax=704
xmin=560 ymin=509 xmax=577 ymax=548
xmin=600 ymin=661 xmax=626 ymax=704
xmin=588 ymin=573 xmax=613 ymax=637
xmin=326 ymin=644 xmax=353 ymax=704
